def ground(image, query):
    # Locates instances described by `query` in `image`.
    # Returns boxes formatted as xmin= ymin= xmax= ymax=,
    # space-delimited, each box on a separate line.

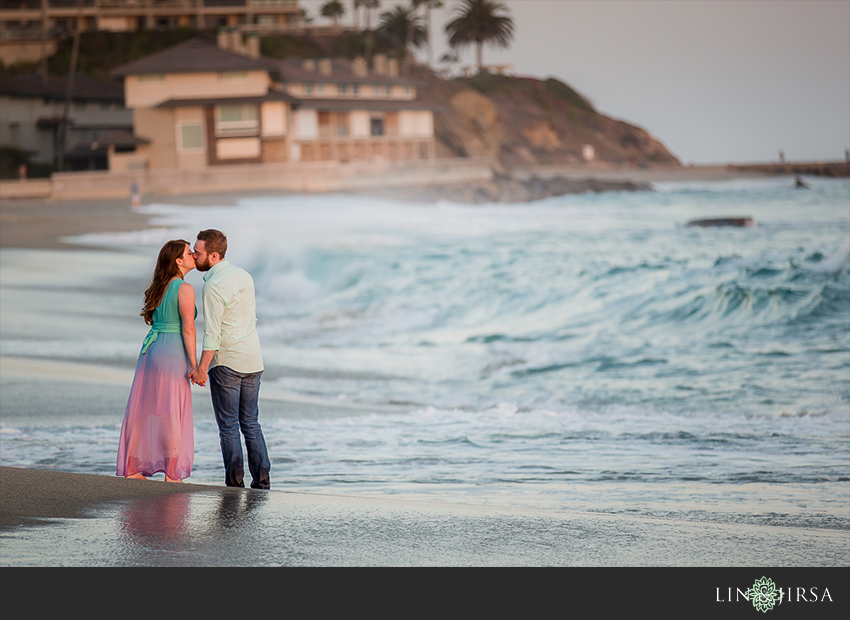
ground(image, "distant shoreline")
xmin=1 ymin=163 xmax=847 ymax=251
xmin=1 ymin=159 xmax=846 ymax=204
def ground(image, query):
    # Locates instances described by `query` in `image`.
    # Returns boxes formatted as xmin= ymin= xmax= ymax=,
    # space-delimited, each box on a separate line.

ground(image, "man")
xmin=191 ymin=229 xmax=270 ymax=489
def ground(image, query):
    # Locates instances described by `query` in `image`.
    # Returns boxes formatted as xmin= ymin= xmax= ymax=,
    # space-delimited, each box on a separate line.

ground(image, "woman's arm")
xmin=178 ymin=282 xmax=198 ymax=376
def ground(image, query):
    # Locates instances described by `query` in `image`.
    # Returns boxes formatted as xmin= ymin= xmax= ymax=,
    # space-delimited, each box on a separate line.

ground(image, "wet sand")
xmin=0 ymin=190 xmax=278 ymax=251
xmin=1 ymin=465 xmax=848 ymax=567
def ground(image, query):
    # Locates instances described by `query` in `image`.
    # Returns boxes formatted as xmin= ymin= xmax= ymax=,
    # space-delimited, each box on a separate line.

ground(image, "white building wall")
xmin=350 ymin=111 xmax=370 ymax=138
xmin=398 ymin=110 xmax=433 ymax=138
xmin=294 ymin=109 xmax=318 ymax=139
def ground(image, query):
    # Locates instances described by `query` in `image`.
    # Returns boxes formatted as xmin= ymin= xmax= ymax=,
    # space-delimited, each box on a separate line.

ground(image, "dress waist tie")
xmin=141 ymin=321 xmax=182 ymax=354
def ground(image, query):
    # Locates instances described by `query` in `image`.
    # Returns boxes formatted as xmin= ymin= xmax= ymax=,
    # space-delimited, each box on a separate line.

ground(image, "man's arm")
xmin=190 ymin=282 xmax=224 ymax=387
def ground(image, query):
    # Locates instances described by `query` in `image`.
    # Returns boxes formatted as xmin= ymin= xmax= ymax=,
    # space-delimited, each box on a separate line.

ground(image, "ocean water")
xmin=2 ymin=175 xmax=848 ymax=529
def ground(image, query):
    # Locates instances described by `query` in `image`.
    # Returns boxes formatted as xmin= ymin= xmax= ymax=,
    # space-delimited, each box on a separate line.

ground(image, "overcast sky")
xmin=300 ymin=0 xmax=850 ymax=164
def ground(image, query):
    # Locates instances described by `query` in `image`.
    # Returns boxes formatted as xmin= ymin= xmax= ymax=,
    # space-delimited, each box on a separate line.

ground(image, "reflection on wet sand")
xmin=120 ymin=493 xmax=192 ymax=543
xmin=116 ymin=489 xmax=269 ymax=565
xmin=210 ymin=489 xmax=269 ymax=531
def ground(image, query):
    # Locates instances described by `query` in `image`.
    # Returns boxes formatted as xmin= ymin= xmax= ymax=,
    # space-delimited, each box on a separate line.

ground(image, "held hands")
xmin=189 ymin=366 xmax=208 ymax=387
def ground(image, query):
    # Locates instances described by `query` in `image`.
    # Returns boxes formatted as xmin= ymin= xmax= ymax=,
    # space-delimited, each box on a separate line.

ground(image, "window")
xmin=373 ymin=85 xmax=381 ymax=95
xmin=178 ymin=122 xmax=204 ymax=153
xmin=352 ymin=84 xmax=359 ymax=95
xmin=304 ymin=82 xmax=314 ymax=94
xmin=370 ymin=116 xmax=384 ymax=136
xmin=339 ymin=83 xmax=347 ymax=95
xmin=336 ymin=112 xmax=349 ymax=137
xmin=216 ymin=104 xmax=259 ymax=136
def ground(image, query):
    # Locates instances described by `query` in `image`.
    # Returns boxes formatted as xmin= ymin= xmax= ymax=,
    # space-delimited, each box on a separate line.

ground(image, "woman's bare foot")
xmin=126 ymin=473 xmax=147 ymax=480
xmin=165 ymin=476 xmax=183 ymax=483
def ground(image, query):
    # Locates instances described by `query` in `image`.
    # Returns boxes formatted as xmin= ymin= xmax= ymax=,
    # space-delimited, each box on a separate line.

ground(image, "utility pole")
xmin=59 ymin=1 xmax=83 ymax=172
xmin=40 ymin=0 xmax=49 ymax=84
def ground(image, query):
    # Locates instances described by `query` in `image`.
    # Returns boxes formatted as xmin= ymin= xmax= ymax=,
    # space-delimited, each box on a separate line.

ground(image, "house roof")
xmin=276 ymin=58 xmax=425 ymax=87
xmin=110 ymin=38 xmax=276 ymax=77
xmin=153 ymin=89 xmax=299 ymax=109
xmin=0 ymin=73 xmax=125 ymax=102
xmin=295 ymin=98 xmax=443 ymax=112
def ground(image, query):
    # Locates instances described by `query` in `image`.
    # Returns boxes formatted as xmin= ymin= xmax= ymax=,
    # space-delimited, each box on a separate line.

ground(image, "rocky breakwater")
xmin=351 ymin=172 xmax=652 ymax=204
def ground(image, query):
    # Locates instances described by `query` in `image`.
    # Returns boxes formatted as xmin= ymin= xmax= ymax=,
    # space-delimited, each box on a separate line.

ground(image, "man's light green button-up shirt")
xmin=201 ymin=259 xmax=264 ymax=374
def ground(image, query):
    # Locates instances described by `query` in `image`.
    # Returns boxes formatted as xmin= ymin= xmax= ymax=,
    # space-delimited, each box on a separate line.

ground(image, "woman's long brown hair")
xmin=141 ymin=239 xmax=190 ymax=325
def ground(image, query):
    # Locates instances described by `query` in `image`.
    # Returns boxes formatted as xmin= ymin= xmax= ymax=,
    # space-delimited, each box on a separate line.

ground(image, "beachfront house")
xmin=109 ymin=36 xmax=295 ymax=172
xmin=0 ymin=72 xmax=132 ymax=173
xmin=109 ymin=35 xmax=437 ymax=171
xmin=277 ymin=55 xmax=437 ymax=163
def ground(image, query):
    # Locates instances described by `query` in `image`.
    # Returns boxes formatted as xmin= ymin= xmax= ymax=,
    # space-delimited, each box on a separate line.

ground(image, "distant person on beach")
xmin=116 ymin=240 xmax=198 ymax=482
xmin=190 ymin=229 xmax=271 ymax=490
xmin=131 ymin=182 xmax=141 ymax=209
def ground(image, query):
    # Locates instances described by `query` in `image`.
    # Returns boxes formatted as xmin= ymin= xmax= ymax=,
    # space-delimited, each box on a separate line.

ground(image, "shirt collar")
xmin=203 ymin=259 xmax=230 ymax=281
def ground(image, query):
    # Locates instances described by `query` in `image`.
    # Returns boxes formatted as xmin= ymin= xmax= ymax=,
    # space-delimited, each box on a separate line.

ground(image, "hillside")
xmin=414 ymin=69 xmax=680 ymax=170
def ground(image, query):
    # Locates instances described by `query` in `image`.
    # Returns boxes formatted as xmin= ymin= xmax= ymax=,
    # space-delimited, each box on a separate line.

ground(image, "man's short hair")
xmin=197 ymin=229 xmax=227 ymax=259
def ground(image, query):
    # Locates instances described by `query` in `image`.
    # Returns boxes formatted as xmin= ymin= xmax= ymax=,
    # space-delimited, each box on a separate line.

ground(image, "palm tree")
xmin=412 ymin=0 xmax=442 ymax=68
xmin=445 ymin=0 xmax=514 ymax=73
xmin=377 ymin=4 xmax=427 ymax=74
xmin=361 ymin=0 xmax=381 ymax=30
xmin=321 ymin=0 xmax=346 ymax=26
xmin=360 ymin=0 xmax=381 ymax=62
xmin=352 ymin=0 xmax=363 ymax=29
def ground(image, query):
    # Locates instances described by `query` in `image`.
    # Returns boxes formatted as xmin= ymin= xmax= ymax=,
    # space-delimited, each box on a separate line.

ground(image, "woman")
xmin=116 ymin=240 xmax=198 ymax=482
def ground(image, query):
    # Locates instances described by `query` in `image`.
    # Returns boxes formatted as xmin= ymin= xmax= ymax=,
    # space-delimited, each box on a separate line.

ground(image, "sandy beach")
xmin=1 ymin=465 xmax=848 ymax=567
xmin=1 ymin=171 xmax=849 ymax=569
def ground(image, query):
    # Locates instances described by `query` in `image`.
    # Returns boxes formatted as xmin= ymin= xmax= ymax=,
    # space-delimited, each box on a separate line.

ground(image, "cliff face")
xmin=417 ymin=71 xmax=680 ymax=170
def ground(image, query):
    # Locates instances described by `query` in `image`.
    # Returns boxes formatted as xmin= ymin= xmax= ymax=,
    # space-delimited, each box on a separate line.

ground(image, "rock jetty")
xmin=350 ymin=173 xmax=652 ymax=204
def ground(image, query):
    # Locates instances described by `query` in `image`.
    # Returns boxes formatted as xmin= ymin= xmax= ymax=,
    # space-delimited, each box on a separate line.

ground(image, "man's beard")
xmin=195 ymin=256 xmax=212 ymax=271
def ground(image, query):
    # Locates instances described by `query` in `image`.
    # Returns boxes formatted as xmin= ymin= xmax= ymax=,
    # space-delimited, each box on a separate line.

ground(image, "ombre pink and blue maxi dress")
xmin=117 ymin=278 xmax=195 ymax=480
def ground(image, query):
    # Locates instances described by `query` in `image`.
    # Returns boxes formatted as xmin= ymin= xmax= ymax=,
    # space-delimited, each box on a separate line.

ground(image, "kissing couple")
xmin=116 ymin=229 xmax=271 ymax=489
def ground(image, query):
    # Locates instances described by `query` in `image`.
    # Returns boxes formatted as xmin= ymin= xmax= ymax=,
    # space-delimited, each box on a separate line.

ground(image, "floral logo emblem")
xmin=746 ymin=577 xmax=782 ymax=613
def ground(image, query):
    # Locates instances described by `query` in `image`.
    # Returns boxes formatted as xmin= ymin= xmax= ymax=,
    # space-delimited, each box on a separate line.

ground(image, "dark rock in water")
xmin=687 ymin=217 xmax=755 ymax=228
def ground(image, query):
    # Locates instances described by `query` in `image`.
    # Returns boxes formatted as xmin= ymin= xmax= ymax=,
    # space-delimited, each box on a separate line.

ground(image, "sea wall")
xmin=0 ymin=157 xmax=494 ymax=201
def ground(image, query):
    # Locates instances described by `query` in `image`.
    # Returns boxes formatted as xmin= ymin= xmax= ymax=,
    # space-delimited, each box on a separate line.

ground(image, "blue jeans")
xmin=209 ymin=365 xmax=270 ymax=489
